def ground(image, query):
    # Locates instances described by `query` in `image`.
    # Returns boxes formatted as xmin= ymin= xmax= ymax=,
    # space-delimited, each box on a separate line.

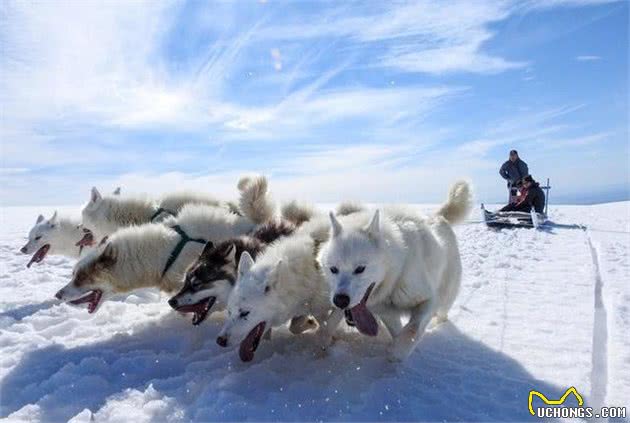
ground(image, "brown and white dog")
xmin=55 ymin=177 xmax=275 ymax=314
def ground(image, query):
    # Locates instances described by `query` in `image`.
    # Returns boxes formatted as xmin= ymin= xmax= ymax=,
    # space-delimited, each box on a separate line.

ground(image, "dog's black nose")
xmin=333 ymin=293 xmax=350 ymax=309
xmin=54 ymin=290 xmax=63 ymax=300
xmin=216 ymin=335 xmax=228 ymax=347
xmin=20 ymin=246 xmax=27 ymax=254
xmin=167 ymin=298 xmax=178 ymax=310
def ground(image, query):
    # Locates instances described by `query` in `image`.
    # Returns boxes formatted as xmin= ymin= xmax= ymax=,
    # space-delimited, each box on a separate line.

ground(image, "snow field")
xmin=1 ymin=203 xmax=628 ymax=422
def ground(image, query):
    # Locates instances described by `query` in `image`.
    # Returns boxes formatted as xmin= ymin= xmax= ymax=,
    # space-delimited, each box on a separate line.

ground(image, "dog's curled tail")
xmin=281 ymin=201 xmax=316 ymax=227
xmin=238 ymin=175 xmax=276 ymax=224
xmin=436 ymin=180 xmax=472 ymax=225
xmin=335 ymin=201 xmax=365 ymax=216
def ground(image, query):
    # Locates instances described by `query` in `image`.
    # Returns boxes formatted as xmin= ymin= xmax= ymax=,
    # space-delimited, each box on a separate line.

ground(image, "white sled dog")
xmin=318 ymin=181 xmax=472 ymax=360
xmin=20 ymin=212 xmax=96 ymax=267
xmin=55 ymin=177 xmax=274 ymax=314
xmin=216 ymin=234 xmax=343 ymax=362
xmin=169 ymin=201 xmax=358 ymax=327
xmin=81 ymin=186 xmax=241 ymax=240
xmin=21 ymin=187 xmax=121 ymax=266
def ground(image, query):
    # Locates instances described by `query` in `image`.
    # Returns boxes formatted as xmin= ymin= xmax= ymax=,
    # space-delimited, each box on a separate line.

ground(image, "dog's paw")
xmin=389 ymin=336 xmax=414 ymax=361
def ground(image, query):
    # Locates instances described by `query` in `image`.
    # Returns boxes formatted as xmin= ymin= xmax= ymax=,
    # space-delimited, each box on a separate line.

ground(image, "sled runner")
xmin=482 ymin=179 xmax=551 ymax=229
xmin=481 ymin=205 xmax=547 ymax=229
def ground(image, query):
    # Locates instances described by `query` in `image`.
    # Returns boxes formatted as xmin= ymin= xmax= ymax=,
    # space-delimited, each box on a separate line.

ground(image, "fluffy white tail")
xmin=335 ymin=201 xmax=365 ymax=216
xmin=281 ymin=201 xmax=316 ymax=226
xmin=238 ymin=176 xmax=276 ymax=224
xmin=436 ymin=181 xmax=472 ymax=224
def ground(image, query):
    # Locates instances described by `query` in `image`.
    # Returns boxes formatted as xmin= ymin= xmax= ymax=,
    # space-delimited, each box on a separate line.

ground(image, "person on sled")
xmin=500 ymin=175 xmax=545 ymax=214
xmin=500 ymin=150 xmax=529 ymax=200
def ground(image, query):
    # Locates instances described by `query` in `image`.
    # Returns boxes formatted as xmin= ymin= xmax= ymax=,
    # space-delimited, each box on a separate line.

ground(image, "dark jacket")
xmin=523 ymin=182 xmax=545 ymax=214
xmin=499 ymin=159 xmax=529 ymax=185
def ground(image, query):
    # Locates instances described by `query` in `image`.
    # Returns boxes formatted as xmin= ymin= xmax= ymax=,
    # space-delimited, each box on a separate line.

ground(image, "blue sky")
xmin=1 ymin=0 xmax=628 ymax=206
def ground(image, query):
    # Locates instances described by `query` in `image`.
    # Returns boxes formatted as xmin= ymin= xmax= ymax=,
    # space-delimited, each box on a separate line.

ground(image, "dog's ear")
xmin=365 ymin=210 xmax=380 ymax=239
xmin=237 ymin=251 xmax=254 ymax=278
xmin=112 ymin=187 xmax=121 ymax=196
xmin=90 ymin=187 xmax=102 ymax=204
xmin=100 ymin=243 xmax=117 ymax=267
xmin=201 ymin=241 xmax=214 ymax=257
xmin=49 ymin=211 xmax=58 ymax=225
xmin=329 ymin=211 xmax=343 ymax=237
xmin=266 ymin=259 xmax=286 ymax=293
xmin=223 ymin=243 xmax=237 ymax=264
xmin=36 ymin=214 xmax=45 ymax=224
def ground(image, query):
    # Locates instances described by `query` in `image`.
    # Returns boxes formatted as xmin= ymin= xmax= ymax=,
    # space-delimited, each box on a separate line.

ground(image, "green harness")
xmin=162 ymin=225 xmax=207 ymax=277
xmin=150 ymin=207 xmax=175 ymax=222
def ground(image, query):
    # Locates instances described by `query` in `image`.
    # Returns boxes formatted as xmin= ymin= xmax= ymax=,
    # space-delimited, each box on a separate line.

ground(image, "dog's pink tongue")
xmin=239 ymin=322 xmax=266 ymax=362
xmin=349 ymin=283 xmax=378 ymax=336
xmin=350 ymin=302 xmax=378 ymax=336
xmin=75 ymin=231 xmax=95 ymax=247
xmin=27 ymin=245 xmax=49 ymax=268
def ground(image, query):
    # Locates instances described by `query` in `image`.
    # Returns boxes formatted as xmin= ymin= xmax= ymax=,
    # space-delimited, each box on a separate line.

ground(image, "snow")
xmin=1 ymin=203 xmax=629 ymax=422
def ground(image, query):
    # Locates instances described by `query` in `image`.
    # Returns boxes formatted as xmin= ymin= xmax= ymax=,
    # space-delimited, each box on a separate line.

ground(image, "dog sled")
xmin=482 ymin=178 xmax=551 ymax=229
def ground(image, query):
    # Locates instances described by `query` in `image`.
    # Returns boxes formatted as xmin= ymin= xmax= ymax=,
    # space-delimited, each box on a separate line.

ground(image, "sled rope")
xmin=162 ymin=225 xmax=207 ymax=277
xmin=150 ymin=207 xmax=175 ymax=222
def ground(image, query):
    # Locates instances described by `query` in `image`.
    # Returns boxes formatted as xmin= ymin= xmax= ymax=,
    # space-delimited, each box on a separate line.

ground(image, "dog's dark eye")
xmin=354 ymin=266 xmax=365 ymax=274
xmin=239 ymin=310 xmax=250 ymax=319
xmin=330 ymin=266 xmax=339 ymax=274
xmin=35 ymin=236 xmax=42 ymax=241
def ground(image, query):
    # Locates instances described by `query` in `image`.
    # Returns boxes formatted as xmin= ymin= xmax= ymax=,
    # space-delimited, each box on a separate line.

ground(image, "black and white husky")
xmin=167 ymin=219 xmax=298 ymax=325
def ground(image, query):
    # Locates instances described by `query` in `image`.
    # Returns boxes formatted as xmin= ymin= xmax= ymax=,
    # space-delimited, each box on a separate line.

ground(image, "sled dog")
xmin=169 ymin=201 xmax=359 ymax=327
xmin=216 ymin=234 xmax=343 ymax=362
xmin=21 ymin=212 xmax=96 ymax=267
xmin=80 ymin=177 xmax=264 ymax=239
xmin=55 ymin=179 xmax=273 ymax=314
xmin=317 ymin=181 xmax=472 ymax=360
xmin=168 ymin=218 xmax=298 ymax=325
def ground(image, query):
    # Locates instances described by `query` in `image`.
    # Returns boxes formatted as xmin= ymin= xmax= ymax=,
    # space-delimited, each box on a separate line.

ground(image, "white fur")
xmin=158 ymin=192 xmax=221 ymax=214
xmin=237 ymin=175 xmax=276 ymax=225
xmin=217 ymin=234 xmax=342 ymax=349
xmin=317 ymin=181 xmax=472 ymax=360
xmin=280 ymin=200 xmax=317 ymax=226
xmin=81 ymin=188 xmax=158 ymax=239
xmin=21 ymin=212 xmax=91 ymax=259
xmin=56 ymin=204 xmax=257 ymax=310
xmin=81 ymin=177 xmax=273 ymax=239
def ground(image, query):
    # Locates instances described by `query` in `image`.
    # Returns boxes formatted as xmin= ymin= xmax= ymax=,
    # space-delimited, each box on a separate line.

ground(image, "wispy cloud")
xmin=576 ymin=55 xmax=602 ymax=61
xmin=0 ymin=0 xmax=625 ymax=205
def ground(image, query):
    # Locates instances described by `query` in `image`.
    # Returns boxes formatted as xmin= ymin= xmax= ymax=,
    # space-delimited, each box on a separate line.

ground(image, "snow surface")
xmin=1 ymin=203 xmax=629 ymax=422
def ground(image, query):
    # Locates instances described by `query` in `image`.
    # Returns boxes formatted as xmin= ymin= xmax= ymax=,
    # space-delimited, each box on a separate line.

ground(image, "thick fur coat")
xmin=21 ymin=212 xmax=93 ymax=265
xmin=216 ymin=234 xmax=343 ymax=361
xmin=317 ymin=181 xmax=472 ymax=360
xmin=55 ymin=179 xmax=274 ymax=313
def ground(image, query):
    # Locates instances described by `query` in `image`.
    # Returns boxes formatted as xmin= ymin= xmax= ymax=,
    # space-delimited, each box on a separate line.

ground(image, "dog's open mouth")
xmin=239 ymin=321 xmax=266 ymax=362
xmin=27 ymin=244 xmax=50 ymax=268
xmin=175 ymin=296 xmax=216 ymax=326
xmin=75 ymin=229 xmax=95 ymax=248
xmin=69 ymin=289 xmax=103 ymax=314
xmin=348 ymin=282 xmax=378 ymax=336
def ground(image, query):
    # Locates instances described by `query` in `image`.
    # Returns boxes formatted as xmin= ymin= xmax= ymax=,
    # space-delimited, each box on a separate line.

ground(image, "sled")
xmin=482 ymin=179 xmax=551 ymax=230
